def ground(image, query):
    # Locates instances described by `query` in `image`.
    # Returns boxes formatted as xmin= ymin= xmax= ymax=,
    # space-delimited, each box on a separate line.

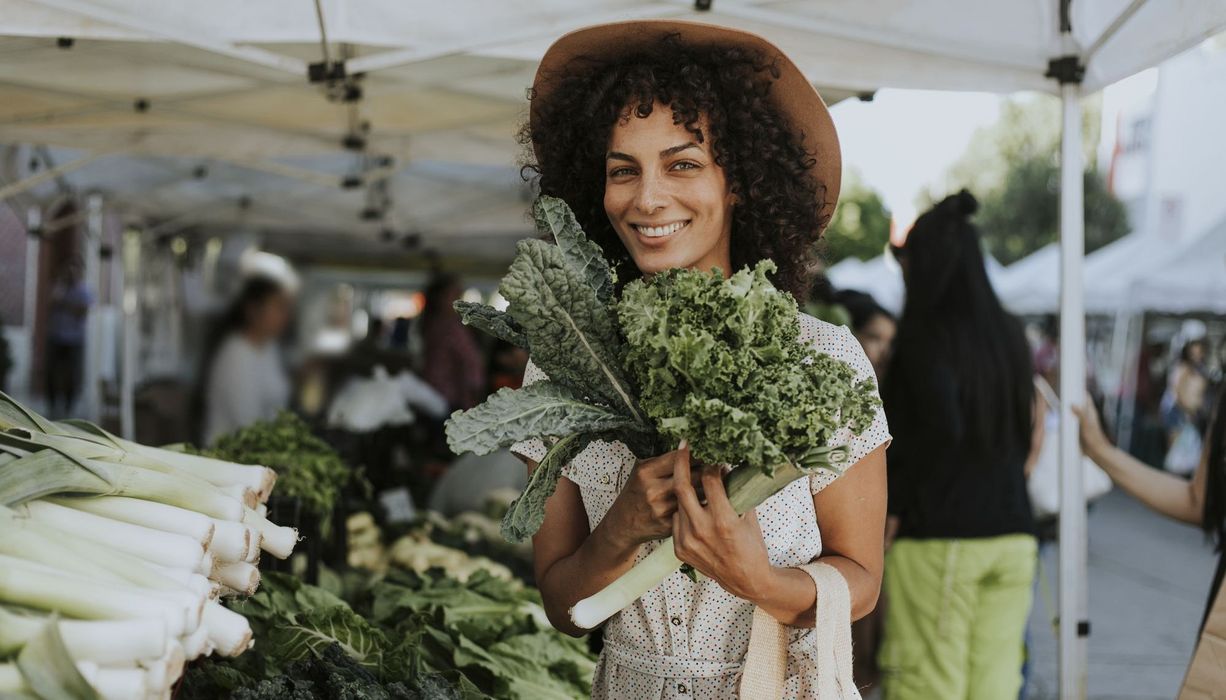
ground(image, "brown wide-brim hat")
xmin=530 ymin=19 xmax=841 ymax=227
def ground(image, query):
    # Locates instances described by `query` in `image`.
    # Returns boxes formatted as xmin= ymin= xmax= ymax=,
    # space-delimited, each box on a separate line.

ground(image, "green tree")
xmin=822 ymin=170 xmax=891 ymax=265
xmin=932 ymin=96 xmax=1129 ymax=265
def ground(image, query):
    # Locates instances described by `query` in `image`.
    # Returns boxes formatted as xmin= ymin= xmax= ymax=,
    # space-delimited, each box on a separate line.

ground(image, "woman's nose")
xmin=634 ymin=172 xmax=669 ymax=215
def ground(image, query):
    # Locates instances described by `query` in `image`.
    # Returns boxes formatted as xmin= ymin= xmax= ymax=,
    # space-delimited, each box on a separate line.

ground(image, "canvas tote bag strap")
xmin=737 ymin=562 xmax=860 ymax=699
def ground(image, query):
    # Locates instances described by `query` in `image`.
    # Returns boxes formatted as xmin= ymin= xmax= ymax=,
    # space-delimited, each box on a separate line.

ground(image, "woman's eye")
xmin=672 ymin=161 xmax=699 ymax=171
xmin=609 ymin=167 xmax=635 ymax=178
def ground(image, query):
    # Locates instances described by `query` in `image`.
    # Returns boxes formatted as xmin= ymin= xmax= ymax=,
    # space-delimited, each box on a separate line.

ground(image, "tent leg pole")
xmin=1057 ymin=80 xmax=1089 ymax=700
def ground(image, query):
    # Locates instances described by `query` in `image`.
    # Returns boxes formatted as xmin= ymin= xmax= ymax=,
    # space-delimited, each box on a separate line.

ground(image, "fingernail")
xmin=678 ymin=439 xmax=688 ymax=451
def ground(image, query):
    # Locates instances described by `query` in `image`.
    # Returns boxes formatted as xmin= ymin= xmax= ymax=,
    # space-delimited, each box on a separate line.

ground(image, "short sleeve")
xmin=805 ymin=323 xmax=892 ymax=494
xmin=508 ymin=358 xmax=549 ymax=464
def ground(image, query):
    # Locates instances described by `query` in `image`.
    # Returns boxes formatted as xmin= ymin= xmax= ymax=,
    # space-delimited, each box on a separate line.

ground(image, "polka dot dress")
xmin=512 ymin=314 xmax=891 ymax=699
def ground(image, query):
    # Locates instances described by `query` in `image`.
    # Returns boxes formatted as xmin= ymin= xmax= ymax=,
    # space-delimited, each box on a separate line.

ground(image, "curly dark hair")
xmin=516 ymin=32 xmax=829 ymax=300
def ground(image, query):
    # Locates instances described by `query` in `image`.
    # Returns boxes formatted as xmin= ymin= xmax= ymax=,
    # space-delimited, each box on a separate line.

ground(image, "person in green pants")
xmin=878 ymin=191 xmax=1044 ymax=700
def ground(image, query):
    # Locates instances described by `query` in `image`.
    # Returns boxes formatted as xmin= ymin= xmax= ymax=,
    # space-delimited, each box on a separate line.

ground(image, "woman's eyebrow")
xmin=606 ymin=142 xmax=701 ymax=162
xmin=660 ymin=142 xmax=700 ymax=157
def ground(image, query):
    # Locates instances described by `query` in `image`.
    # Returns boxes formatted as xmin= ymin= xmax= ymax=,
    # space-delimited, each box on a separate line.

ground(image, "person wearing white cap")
xmin=509 ymin=20 xmax=891 ymax=699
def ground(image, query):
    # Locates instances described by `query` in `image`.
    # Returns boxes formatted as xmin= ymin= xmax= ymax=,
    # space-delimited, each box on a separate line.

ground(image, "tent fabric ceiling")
xmin=1 ymin=0 xmax=1224 ymax=265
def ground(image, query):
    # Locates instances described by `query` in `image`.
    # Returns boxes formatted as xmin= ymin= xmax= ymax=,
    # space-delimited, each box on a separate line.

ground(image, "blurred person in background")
xmin=45 ymin=257 xmax=94 ymax=417
xmin=1074 ymin=387 xmax=1226 ymax=632
xmin=1163 ymin=324 xmax=1211 ymax=476
xmin=200 ymin=275 xmax=294 ymax=445
xmin=389 ymin=316 xmax=412 ymax=352
xmin=834 ymin=289 xmax=896 ymax=380
xmin=420 ymin=274 xmax=485 ymax=411
xmin=879 ymin=191 xmax=1042 ymax=700
xmin=489 ymin=339 xmax=529 ymax=392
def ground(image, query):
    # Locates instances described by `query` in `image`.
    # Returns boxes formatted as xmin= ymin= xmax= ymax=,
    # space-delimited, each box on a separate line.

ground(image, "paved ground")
xmin=1024 ymin=490 xmax=1219 ymax=700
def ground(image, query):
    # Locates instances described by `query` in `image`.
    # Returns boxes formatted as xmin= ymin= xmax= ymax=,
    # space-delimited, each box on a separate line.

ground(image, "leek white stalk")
xmin=254 ymin=502 xmax=268 ymax=518
xmin=212 ymin=561 xmax=260 ymax=596
xmin=77 ymin=661 xmax=149 ymax=700
xmin=0 ymin=608 xmax=167 ymax=665
xmin=206 ymin=518 xmax=252 ymax=562
xmin=94 ymin=431 xmax=276 ymax=502
xmin=203 ymin=601 xmax=253 ymax=657
xmin=220 ymin=483 xmax=259 ymax=509
xmin=20 ymin=500 xmax=206 ymax=571
xmin=570 ymin=462 xmax=806 ymax=629
xmin=242 ymin=507 xmax=297 ymax=559
xmin=243 ymin=530 xmax=264 ymax=564
xmin=0 ymin=556 xmax=191 ymax=637
xmin=47 ymin=495 xmax=215 ymax=548
xmin=136 ymin=644 xmax=183 ymax=697
xmin=195 ymin=550 xmax=215 ymax=577
xmin=0 ymin=664 xmax=22 ymax=693
xmin=180 ymin=622 xmax=212 ymax=660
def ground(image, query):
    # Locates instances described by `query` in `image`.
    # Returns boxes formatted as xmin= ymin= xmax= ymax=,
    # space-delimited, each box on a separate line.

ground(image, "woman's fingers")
xmin=672 ymin=441 xmax=707 ymax=522
xmin=700 ymin=464 xmax=736 ymax=519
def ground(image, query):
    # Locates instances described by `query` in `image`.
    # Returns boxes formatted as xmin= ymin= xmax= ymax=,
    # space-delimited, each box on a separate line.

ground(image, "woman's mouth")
xmin=632 ymin=220 xmax=690 ymax=239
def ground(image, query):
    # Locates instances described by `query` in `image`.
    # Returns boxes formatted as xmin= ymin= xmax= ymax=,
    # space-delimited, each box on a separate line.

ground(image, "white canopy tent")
xmin=4 ymin=2 xmax=1226 ymax=697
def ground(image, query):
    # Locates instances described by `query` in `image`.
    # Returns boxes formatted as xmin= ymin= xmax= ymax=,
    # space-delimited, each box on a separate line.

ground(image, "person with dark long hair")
xmin=200 ymin=275 xmax=293 ymax=445
xmin=878 ymin=191 xmax=1040 ymax=700
xmin=1074 ymin=388 xmax=1226 ymax=631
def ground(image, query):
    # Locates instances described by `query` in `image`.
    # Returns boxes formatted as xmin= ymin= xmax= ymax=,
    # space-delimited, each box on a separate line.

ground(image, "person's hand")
xmin=671 ymin=444 xmax=773 ymax=602
xmin=605 ymin=442 xmax=701 ymax=546
xmin=1070 ymin=394 xmax=1113 ymax=457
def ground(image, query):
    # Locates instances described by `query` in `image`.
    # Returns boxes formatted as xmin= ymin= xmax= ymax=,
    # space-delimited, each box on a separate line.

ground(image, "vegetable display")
xmin=0 ymin=392 xmax=299 ymax=699
xmin=180 ymin=568 xmax=596 ymax=699
xmin=203 ymin=410 xmax=358 ymax=534
xmin=445 ymin=196 xmax=880 ymax=629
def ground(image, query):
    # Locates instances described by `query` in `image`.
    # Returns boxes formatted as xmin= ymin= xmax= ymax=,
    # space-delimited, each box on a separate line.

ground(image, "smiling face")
xmin=603 ymin=102 xmax=737 ymax=277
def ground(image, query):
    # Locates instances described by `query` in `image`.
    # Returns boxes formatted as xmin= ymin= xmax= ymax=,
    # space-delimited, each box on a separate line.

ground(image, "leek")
xmin=570 ymin=461 xmax=807 ymax=629
xmin=19 ymin=500 xmax=206 ymax=571
xmin=0 ymin=607 xmax=167 ymax=666
xmin=47 ymin=495 xmax=215 ymax=548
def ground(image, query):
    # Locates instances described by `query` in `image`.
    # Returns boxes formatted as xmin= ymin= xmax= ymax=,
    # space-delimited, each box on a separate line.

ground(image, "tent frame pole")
xmin=1056 ymin=70 xmax=1089 ymax=700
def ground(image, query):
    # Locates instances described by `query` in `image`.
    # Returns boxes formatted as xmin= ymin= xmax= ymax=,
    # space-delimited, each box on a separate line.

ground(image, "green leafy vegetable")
xmin=453 ymin=302 xmax=526 ymax=348
xmin=205 ymin=411 xmax=359 ymax=533
xmin=532 ymin=196 xmax=615 ymax=303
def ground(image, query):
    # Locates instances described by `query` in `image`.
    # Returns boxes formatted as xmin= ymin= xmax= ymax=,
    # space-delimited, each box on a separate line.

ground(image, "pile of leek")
xmin=0 ymin=393 xmax=300 ymax=700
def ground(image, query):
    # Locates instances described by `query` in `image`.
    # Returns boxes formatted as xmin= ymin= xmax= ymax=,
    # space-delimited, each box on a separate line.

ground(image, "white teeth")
xmin=635 ymin=221 xmax=688 ymax=238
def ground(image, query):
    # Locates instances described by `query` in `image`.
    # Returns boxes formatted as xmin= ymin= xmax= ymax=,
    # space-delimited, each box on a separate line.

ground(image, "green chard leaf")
xmin=452 ymin=301 xmax=527 ymax=348
xmin=532 ymin=196 xmax=614 ymax=303
xmin=265 ymin=606 xmax=389 ymax=673
xmin=500 ymin=433 xmax=596 ymax=543
xmin=499 ymin=238 xmax=642 ymax=424
xmin=445 ymin=382 xmax=640 ymax=456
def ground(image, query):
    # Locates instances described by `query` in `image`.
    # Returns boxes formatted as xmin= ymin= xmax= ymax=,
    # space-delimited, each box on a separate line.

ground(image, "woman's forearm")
xmin=536 ymin=518 xmax=644 ymax=636
xmin=1087 ymin=442 xmax=1202 ymax=525
xmin=751 ymin=555 xmax=879 ymax=627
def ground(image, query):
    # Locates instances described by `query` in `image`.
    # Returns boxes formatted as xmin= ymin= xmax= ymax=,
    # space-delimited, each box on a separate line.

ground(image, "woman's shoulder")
xmin=797 ymin=312 xmax=876 ymax=380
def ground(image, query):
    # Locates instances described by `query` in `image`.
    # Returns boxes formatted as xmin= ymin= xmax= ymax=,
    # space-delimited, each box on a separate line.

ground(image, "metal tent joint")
xmin=1045 ymin=55 xmax=1085 ymax=85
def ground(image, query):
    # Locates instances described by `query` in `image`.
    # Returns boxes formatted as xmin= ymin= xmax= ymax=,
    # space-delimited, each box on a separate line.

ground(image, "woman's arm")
xmin=1073 ymin=399 xmax=1206 ymax=526
xmin=807 ymin=444 xmax=888 ymax=621
xmin=524 ymin=449 xmax=690 ymax=637
xmin=1024 ymin=391 xmax=1047 ymax=479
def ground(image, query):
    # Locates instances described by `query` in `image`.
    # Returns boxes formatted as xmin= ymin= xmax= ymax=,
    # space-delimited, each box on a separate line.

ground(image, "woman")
xmin=201 ymin=275 xmax=293 ymax=445
xmin=834 ymin=289 xmax=897 ymax=381
xmin=510 ymin=21 xmax=891 ymax=698
xmin=1074 ymin=389 xmax=1226 ymax=629
xmin=879 ymin=191 xmax=1040 ymax=700
xmin=420 ymin=273 xmax=486 ymax=412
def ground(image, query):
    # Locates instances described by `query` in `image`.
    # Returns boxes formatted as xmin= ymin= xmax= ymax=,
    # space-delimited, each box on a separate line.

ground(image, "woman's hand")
xmin=1071 ymin=394 xmax=1113 ymax=458
xmin=604 ymin=443 xmax=697 ymax=547
xmin=671 ymin=444 xmax=774 ymax=602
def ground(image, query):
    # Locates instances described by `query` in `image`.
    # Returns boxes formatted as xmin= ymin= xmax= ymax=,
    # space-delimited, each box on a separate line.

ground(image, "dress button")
xmin=677 ymin=683 xmax=688 ymax=694
xmin=670 ymin=616 xmax=681 ymax=626
xmin=600 ymin=473 xmax=611 ymax=485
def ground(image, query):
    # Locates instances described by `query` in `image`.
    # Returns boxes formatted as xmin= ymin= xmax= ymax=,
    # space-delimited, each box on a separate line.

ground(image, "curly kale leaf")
xmin=453 ymin=301 xmax=526 ymax=349
xmin=618 ymin=261 xmax=880 ymax=474
xmin=532 ymin=196 xmax=614 ymax=303
xmin=445 ymin=382 xmax=640 ymax=457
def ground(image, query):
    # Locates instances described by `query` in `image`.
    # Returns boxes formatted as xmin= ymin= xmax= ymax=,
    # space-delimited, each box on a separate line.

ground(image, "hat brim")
xmin=530 ymin=19 xmax=841 ymax=226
